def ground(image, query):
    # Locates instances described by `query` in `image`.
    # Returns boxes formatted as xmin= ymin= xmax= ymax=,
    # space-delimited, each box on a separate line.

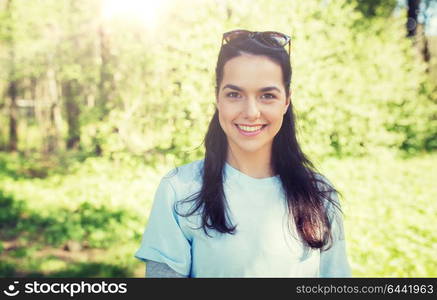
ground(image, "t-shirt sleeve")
xmin=319 ymin=190 xmax=352 ymax=278
xmin=146 ymin=260 xmax=187 ymax=278
xmin=134 ymin=175 xmax=192 ymax=276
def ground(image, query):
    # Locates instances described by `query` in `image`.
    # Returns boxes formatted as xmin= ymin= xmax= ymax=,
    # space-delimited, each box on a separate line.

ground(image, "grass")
xmin=0 ymin=151 xmax=436 ymax=277
xmin=320 ymin=151 xmax=437 ymax=276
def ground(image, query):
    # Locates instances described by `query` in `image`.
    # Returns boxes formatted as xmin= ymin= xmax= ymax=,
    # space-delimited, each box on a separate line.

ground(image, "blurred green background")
xmin=0 ymin=0 xmax=436 ymax=277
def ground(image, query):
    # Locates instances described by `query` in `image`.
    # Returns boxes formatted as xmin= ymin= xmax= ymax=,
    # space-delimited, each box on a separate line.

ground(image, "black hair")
xmin=174 ymin=32 xmax=343 ymax=251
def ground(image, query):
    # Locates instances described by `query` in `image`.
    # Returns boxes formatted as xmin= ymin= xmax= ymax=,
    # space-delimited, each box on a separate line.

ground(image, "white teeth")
xmin=237 ymin=124 xmax=264 ymax=132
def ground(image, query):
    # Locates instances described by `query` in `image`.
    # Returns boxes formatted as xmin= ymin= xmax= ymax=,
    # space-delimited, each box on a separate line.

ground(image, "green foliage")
xmin=0 ymin=0 xmax=435 ymax=162
xmin=284 ymin=0 xmax=435 ymax=159
xmin=1 ymin=151 xmax=436 ymax=277
xmin=0 ymin=152 xmax=165 ymax=276
xmin=0 ymin=261 xmax=15 ymax=277
xmin=0 ymin=190 xmax=23 ymax=226
xmin=78 ymin=0 xmax=435 ymax=162
xmin=0 ymin=191 xmax=139 ymax=249
xmin=346 ymin=0 xmax=398 ymax=18
xmin=320 ymin=152 xmax=437 ymax=276
xmin=35 ymin=202 xmax=137 ymax=248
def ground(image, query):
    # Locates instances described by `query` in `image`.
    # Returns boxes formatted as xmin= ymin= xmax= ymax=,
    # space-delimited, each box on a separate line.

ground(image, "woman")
xmin=134 ymin=29 xmax=352 ymax=277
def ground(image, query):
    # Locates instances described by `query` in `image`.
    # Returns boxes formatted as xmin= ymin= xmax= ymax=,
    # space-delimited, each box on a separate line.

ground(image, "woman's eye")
xmin=262 ymin=93 xmax=276 ymax=99
xmin=225 ymin=92 xmax=276 ymax=100
xmin=226 ymin=92 xmax=240 ymax=98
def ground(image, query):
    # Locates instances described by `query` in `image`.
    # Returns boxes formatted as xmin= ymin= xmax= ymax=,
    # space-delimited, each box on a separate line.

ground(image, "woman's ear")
xmin=215 ymin=96 xmax=219 ymax=107
xmin=284 ymin=93 xmax=291 ymax=115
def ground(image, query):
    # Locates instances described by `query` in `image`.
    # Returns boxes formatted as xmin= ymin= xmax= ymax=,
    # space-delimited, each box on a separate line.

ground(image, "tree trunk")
xmin=63 ymin=80 xmax=81 ymax=150
xmin=8 ymin=80 xmax=18 ymax=152
xmin=45 ymin=67 xmax=62 ymax=153
xmin=406 ymin=0 xmax=421 ymax=38
xmin=98 ymin=24 xmax=114 ymax=112
xmin=63 ymin=0 xmax=82 ymax=151
xmin=94 ymin=23 xmax=115 ymax=156
xmin=6 ymin=0 xmax=18 ymax=152
xmin=420 ymin=0 xmax=431 ymax=72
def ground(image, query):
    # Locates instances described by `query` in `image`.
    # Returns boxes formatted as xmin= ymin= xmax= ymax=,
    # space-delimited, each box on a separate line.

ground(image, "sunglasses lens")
xmin=262 ymin=32 xmax=288 ymax=47
xmin=224 ymin=30 xmax=251 ymax=43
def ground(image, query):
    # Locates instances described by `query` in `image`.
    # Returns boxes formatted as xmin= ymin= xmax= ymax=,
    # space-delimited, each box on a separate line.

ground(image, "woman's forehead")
xmin=224 ymin=54 xmax=281 ymax=71
xmin=222 ymin=55 xmax=283 ymax=86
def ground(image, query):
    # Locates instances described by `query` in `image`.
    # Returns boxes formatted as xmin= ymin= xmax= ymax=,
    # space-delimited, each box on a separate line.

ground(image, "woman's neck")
xmin=226 ymin=145 xmax=274 ymax=179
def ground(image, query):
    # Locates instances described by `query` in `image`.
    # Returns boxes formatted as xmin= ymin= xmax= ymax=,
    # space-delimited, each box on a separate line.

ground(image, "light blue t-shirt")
xmin=134 ymin=159 xmax=352 ymax=277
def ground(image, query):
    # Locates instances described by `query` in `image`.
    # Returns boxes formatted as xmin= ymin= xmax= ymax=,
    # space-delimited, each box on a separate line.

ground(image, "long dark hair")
xmin=174 ymin=33 xmax=343 ymax=251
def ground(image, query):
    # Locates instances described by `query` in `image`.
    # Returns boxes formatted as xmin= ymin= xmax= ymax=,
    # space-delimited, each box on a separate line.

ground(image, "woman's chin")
xmin=233 ymin=141 xmax=267 ymax=154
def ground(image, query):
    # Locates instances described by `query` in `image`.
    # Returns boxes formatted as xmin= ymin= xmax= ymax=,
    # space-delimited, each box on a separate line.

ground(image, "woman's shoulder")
xmin=161 ymin=158 xmax=204 ymax=191
xmin=311 ymin=172 xmax=342 ymax=208
xmin=312 ymin=172 xmax=335 ymax=192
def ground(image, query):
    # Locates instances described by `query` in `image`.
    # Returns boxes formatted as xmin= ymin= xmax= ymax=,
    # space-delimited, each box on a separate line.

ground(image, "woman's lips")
xmin=234 ymin=124 xmax=267 ymax=137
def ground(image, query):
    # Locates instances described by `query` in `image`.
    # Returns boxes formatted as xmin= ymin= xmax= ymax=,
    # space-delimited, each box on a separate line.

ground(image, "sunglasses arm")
xmin=288 ymin=42 xmax=291 ymax=58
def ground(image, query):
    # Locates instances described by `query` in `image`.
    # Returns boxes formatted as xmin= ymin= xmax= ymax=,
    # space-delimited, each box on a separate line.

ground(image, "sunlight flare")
xmin=101 ymin=0 xmax=169 ymax=28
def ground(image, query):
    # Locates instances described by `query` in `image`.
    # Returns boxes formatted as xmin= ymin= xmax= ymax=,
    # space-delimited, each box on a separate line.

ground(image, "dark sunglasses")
xmin=221 ymin=29 xmax=291 ymax=58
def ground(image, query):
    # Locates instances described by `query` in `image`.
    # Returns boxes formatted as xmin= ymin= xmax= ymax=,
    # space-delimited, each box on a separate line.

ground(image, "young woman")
xmin=134 ymin=29 xmax=352 ymax=278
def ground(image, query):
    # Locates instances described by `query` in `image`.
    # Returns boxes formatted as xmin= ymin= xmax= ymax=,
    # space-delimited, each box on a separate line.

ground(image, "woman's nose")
xmin=243 ymin=98 xmax=261 ymax=120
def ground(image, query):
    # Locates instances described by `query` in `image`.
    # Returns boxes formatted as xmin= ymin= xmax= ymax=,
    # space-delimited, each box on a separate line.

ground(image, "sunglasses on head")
xmin=221 ymin=29 xmax=291 ymax=58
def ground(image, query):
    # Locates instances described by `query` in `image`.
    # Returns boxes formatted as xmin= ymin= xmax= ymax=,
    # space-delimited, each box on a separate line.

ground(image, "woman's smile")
xmin=234 ymin=123 xmax=268 ymax=137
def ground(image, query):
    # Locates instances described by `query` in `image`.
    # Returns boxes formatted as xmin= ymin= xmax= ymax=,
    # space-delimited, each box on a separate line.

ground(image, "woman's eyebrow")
xmin=222 ymin=84 xmax=281 ymax=93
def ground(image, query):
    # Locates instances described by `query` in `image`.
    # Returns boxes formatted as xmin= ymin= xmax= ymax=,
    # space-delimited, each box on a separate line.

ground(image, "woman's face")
xmin=216 ymin=54 xmax=290 ymax=155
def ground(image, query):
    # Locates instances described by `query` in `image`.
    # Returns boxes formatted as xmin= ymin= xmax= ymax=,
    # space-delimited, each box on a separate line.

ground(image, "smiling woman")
xmin=134 ymin=29 xmax=352 ymax=278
